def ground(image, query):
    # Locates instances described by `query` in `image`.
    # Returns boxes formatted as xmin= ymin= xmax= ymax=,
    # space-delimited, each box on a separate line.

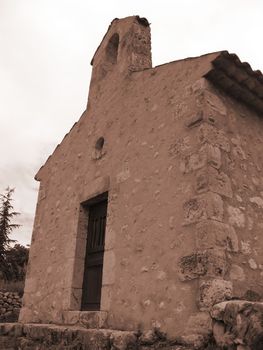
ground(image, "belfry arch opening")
xmin=105 ymin=33 xmax=119 ymax=64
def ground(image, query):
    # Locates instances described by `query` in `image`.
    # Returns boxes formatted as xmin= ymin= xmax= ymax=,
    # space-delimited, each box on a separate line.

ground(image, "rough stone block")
xmin=176 ymin=334 xmax=208 ymax=349
xmin=77 ymin=328 xmax=113 ymax=349
xmin=139 ymin=330 xmax=158 ymax=345
xmin=229 ymin=264 xmax=245 ymax=281
xmin=191 ymin=78 xmax=209 ymax=94
xmin=18 ymin=306 xmax=38 ymax=323
xmin=62 ymin=310 xmax=80 ymax=325
xmin=227 ymin=205 xmax=245 ymax=228
xmin=199 ymin=279 xmax=233 ymax=309
xmin=205 ymin=90 xmax=227 ymax=116
xmin=69 ymin=288 xmax=82 ymax=310
xmin=71 ymin=257 xmax=85 ymax=289
xmin=23 ymin=323 xmax=49 ymax=341
xmin=79 ymin=311 xmax=108 ymax=329
xmin=168 ymin=136 xmax=192 ymax=158
xmin=195 ymin=167 xmax=232 ymax=198
xmin=0 ymin=336 xmax=17 ymax=349
xmin=102 ymin=250 xmax=116 ymax=285
xmin=237 ymin=345 xmax=250 ymax=350
xmin=23 ymin=277 xmax=38 ymax=294
xmin=0 ymin=323 xmax=23 ymax=337
xmin=179 ymin=249 xmax=228 ymax=281
xmin=185 ymin=113 xmax=204 ymax=128
xmin=198 ymin=123 xmax=230 ymax=152
xmin=179 ymin=253 xmax=206 ymax=280
xmin=211 ymin=300 xmax=263 ymax=350
xmin=205 ymin=143 xmax=221 ymax=169
xmin=196 ymin=220 xmax=239 ymax=252
xmin=180 ymin=151 xmax=207 ymax=174
xmin=104 ymin=227 xmax=116 ymax=251
xmin=249 ymin=196 xmax=263 ymax=208
xmin=21 ymin=324 xmax=113 ymax=348
xmin=180 ymin=143 xmax=221 ymax=175
xmin=243 ymin=289 xmax=262 ymax=302
xmin=185 ymin=312 xmax=212 ymax=336
xmin=78 ymin=176 xmax=110 ymax=203
xmin=212 ymin=321 xmax=227 ymax=347
xmin=74 ymin=237 xmax=87 ymax=260
xmin=109 ymin=330 xmax=137 ymax=350
xmin=183 ymin=192 xmax=223 ymax=226
xmin=210 ymin=301 xmax=230 ymax=321
xmin=100 ymin=285 xmax=112 ymax=311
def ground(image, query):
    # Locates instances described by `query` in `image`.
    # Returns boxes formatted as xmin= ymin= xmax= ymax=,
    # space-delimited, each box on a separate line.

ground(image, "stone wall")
xmin=20 ymin=16 xmax=220 ymax=338
xmin=173 ymin=77 xmax=263 ymax=341
xmin=0 ymin=292 xmax=22 ymax=323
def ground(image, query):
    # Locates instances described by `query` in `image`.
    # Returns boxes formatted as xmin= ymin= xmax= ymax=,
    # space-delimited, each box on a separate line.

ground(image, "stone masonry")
xmin=0 ymin=292 xmax=21 ymax=323
xmin=5 ymin=15 xmax=262 ymax=349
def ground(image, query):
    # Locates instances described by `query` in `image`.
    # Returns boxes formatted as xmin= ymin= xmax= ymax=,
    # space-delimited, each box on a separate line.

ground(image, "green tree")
xmin=0 ymin=187 xmax=20 ymax=279
xmin=5 ymin=244 xmax=29 ymax=280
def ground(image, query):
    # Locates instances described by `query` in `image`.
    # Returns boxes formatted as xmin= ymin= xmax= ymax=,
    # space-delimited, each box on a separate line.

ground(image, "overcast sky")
xmin=0 ymin=0 xmax=262 ymax=246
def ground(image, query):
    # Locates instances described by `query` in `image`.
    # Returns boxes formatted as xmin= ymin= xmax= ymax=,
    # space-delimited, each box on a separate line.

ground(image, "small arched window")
xmin=105 ymin=33 xmax=119 ymax=64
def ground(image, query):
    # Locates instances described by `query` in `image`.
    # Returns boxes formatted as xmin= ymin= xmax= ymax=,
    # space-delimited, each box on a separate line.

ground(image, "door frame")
xmin=80 ymin=192 xmax=108 ymax=311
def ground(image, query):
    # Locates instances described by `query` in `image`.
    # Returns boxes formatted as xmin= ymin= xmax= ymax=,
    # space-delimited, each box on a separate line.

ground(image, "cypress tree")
xmin=0 ymin=187 xmax=20 ymax=279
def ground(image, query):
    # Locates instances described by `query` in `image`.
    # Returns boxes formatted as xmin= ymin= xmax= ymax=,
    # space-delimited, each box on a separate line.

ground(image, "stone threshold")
xmin=0 ymin=322 xmax=211 ymax=350
xmin=61 ymin=310 xmax=108 ymax=328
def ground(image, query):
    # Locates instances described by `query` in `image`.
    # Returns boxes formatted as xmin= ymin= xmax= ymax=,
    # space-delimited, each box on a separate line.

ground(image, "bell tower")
xmin=90 ymin=16 xmax=152 ymax=83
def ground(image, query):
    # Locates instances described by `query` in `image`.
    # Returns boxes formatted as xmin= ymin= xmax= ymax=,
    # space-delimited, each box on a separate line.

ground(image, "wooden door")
xmin=81 ymin=198 xmax=107 ymax=310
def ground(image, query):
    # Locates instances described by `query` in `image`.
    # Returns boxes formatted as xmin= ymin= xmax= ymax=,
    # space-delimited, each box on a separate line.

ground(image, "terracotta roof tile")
xmin=204 ymin=51 xmax=263 ymax=114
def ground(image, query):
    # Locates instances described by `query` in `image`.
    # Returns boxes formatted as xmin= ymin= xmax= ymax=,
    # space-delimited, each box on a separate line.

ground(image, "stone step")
xmin=0 ymin=323 xmax=199 ymax=350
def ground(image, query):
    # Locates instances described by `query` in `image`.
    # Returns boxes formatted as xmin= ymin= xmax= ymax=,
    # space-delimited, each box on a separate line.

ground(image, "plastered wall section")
xmin=20 ymin=51 xmax=245 ymax=338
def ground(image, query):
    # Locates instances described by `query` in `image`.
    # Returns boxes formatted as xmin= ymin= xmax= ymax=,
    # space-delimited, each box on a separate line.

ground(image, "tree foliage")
xmin=0 ymin=187 xmax=20 ymax=254
xmin=0 ymin=187 xmax=29 ymax=281
xmin=5 ymin=244 xmax=29 ymax=281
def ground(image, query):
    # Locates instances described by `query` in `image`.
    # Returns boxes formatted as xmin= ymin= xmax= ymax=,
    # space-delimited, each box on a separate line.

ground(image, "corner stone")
xmin=196 ymin=220 xmax=239 ymax=252
xmin=199 ymin=279 xmax=233 ymax=310
xmin=183 ymin=192 xmax=224 ymax=226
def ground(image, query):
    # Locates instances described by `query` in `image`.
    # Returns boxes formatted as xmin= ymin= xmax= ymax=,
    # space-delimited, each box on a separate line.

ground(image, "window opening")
xmin=105 ymin=33 xmax=119 ymax=64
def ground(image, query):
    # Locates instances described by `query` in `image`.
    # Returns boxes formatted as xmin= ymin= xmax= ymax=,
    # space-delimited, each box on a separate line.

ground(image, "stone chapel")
xmin=6 ymin=15 xmax=263 ymax=349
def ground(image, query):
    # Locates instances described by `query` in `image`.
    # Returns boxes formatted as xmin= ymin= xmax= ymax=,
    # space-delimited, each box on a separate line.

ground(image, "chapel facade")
xmin=19 ymin=16 xmax=263 ymax=341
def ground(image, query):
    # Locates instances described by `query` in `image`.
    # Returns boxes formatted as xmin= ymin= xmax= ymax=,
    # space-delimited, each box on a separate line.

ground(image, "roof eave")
xmin=204 ymin=51 xmax=263 ymax=115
